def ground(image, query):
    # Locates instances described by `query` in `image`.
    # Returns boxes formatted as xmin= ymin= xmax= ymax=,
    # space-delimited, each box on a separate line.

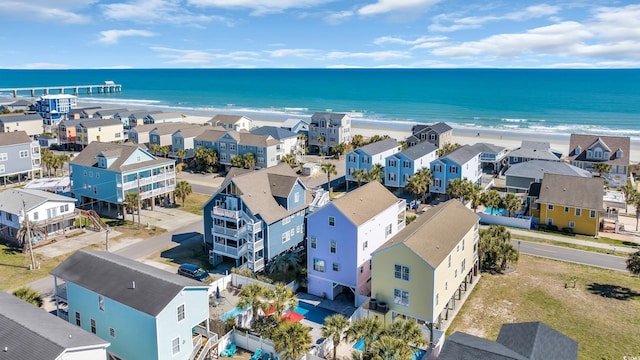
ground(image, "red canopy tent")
xmin=281 ymin=311 xmax=304 ymax=322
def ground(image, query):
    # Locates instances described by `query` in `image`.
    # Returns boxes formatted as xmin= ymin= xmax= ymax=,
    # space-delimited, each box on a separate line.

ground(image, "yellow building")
xmin=76 ymin=118 xmax=124 ymax=147
xmin=370 ymin=200 xmax=479 ymax=343
xmin=537 ymin=173 xmax=604 ymax=236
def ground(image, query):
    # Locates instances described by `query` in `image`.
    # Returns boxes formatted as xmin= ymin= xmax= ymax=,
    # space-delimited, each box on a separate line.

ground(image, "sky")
xmin=0 ymin=0 xmax=639 ymax=69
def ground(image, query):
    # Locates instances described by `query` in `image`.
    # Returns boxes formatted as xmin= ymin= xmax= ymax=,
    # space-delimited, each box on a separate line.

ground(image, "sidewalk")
xmin=508 ymin=228 xmax=638 ymax=254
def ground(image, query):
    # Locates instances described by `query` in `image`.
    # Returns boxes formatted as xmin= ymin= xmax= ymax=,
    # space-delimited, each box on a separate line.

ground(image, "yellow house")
xmin=76 ymin=118 xmax=124 ymax=147
xmin=370 ymin=200 xmax=479 ymax=343
xmin=537 ymin=173 xmax=604 ymax=236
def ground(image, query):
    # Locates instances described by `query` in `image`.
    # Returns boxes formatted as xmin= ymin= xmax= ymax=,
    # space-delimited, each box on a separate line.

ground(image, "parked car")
xmin=177 ymin=263 xmax=211 ymax=282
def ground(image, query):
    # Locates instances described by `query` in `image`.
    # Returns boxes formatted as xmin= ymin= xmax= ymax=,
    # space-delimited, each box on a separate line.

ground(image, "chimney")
xmin=131 ymin=281 xmax=136 ymax=289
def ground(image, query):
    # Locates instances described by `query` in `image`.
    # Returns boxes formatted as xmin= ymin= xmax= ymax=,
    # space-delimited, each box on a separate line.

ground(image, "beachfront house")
xmin=384 ymin=141 xmax=438 ymax=188
xmin=51 ymin=250 xmax=211 ymax=360
xmin=507 ymin=141 xmax=562 ymax=167
xmin=250 ymin=126 xmax=300 ymax=156
xmin=171 ymin=126 xmax=210 ymax=160
xmin=2 ymin=99 xmax=33 ymax=112
xmin=69 ymin=142 xmax=176 ymax=217
xmin=144 ymin=112 xmax=185 ymax=125
xmin=35 ymin=94 xmax=77 ymax=128
xmin=75 ymin=118 xmax=124 ymax=149
xmin=203 ymin=164 xmax=315 ymax=272
xmin=0 ymin=113 xmax=44 ymax=137
xmin=68 ymin=106 xmax=101 ymax=120
xmin=0 ymin=291 xmax=110 ymax=360
xmin=59 ymin=118 xmax=99 ymax=150
xmin=504 ymin=160 xmax=591 ymax=193
xmin=0 ymin=131 xmax=41 ymax=184
xmin=306 ymin=181 xmax=406 ymax=306
xmin=439 ymin=321 xmax=578 ymax=360
xmin=369 ymin=200 xmax=480 ymax=342
xmin=93 ymin=108 xmax=129 ymax=120
xmin=567 ymin=134 xmax=630 ymax=188
xmin=429 ymin=145 xmax=482 ymax=197
xmin=0 ymin=188 xmax=77 ymax=247
xmin=150 ymin=124 xmax=201 ymax=150
xmin=208 ymin=114 xmax=253 ymax=131
xmin=127 ymin=110 xmax=163 ymax=128
xmin=346 ymin=138 xmax=401 ymax=185
xmin=309 ymin=112 xmax=351 ymax=155
xmin=470 ymin=142 xmax=509 ymax=174
xmin=128 ymin=123 xmax=183 ymax=146
xmin=405 ymin=122 xmax=453 ymax=150
xmin=536 ymin=173 xmax=604 ymax=236
xmin=281 ymin=118 xmax=310 ymax=136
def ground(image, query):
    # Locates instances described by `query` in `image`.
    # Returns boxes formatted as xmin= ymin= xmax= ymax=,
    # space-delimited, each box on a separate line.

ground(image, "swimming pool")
xmin=292 ymin=301 xmax=337 ymax=324
xmin=220 ymin=306 xmax=246 ymax=322
xmin=353 ymin=338 xmax=426 ymax=360
xmin=484 ymin=207 xmax=506 ymax=215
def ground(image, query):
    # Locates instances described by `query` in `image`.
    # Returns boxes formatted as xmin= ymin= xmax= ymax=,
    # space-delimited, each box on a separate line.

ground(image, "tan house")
xmin=406 ymin=122 xmax=453 ymax=149
xmin=0 ymin=113 xmax=43 ymax=138
xmin=567 ymin=134 xmax=630 ymax=188
xmin=370 ymin=200 xmax=479 ymax=342
xmin=75 ymin=118 xmax=124 ymax=148
xmin=128 ymin=122 xmax=184 ymax=145
xmin=208 ymin=114 xmax=253 ymax=132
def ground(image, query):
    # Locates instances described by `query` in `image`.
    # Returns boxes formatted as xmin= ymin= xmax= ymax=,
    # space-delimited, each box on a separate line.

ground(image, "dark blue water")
xmin=1 ymin=68 xmax=639 ymax=138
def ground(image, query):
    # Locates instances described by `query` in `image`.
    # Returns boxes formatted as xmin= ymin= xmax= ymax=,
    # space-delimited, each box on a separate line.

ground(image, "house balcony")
xmin=122 ymin=172 xmax=175 ymax=190
xmin=55 ymin=283 xmax=67 ymax=301
xmin=247 ymin=239 xmax=264 ymax=252
xmin=212 ymin=206 xmax=243 ymax=220
xmin=242 ymin=258 xmax=265 ymax=272
xmin=213 ymin=242 xmax=248 ymax=258
xmin=140 ymin=185 xmax=175 ymax=200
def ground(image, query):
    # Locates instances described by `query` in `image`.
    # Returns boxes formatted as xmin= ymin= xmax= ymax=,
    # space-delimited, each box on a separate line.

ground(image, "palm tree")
xmin=150 ymin=143 xmax=161 ymax=156
xmin=281 ymin=153 xmax=297 ymax=167
xmin=446 ymin=178 xmax=470 ymax=202
xmin=468 ymin=183 xmax=483 ymax=211
xmin=346 ymin=317 xmax=383 ymax=355
xmin=436 ymin=142 xmax=462 ymax=157
xmin=12 ymin=287 xmax=43 ymax=308
xmin=369 ymin=335 xmax=414 ymax=360
xmin=383 ymin=319 xmax=428 ymax=349
xmin=621 ymin=184 xmax=635 ymax=214
xmin=592 ymin=162 xmax=611 ymax=177
xmin=322 ymin=314 xmax=351 ymax=360
xmin=479 ymin=225 xmax=518 ymax=272
xmin=331 ymin=142 xmax=348 ymax=159
xmin=351 ymin=134 xmax=365 ymax=148
xmin=242 ymin=152 xmax=256 ymax=169
xmin=352 ymin=168 xmax=368 ymax=187
xmin=193 ymin=146 xmax=217 ymax=169
xmin=176 ymin=148 xmax=187 ymax=164
xmin=272 ymin=321 xmax=312 ymax=360
xmin=174 ymin=180 xmax=192 ymax=207
xmin=237 ymin=283 xmax=268 ymax=324
xmin=406 ymin=174 xmax=427 ymax=203
xmin=124 ymin=191 xmax=139 ymax=224
xmin=267 ymin=282 xmax=298 ymax=319
xmin=631 ymin=191 xmax=640 ymax=231
xmin=368 ymin=163 xmax=384 ymax=183
xmin=161 ymin=145 xmax=170 ymax=158
xmin=503 ymin=192 xmax=522 ymax=217
xmin=40 ymin=148 xmax=54 ymax=176
xmin=268 ymin=252 xmax=301 ymax=274
xmin=231 ymin=155 xmax=244 ymax=168
xmin=481 ymin=189 xmax=503 ymax=214
xmin=416 ymin=167 xmax=433 ymax=197
xmin=318 ymin=136 xmax=326 ymax=155
xmin=321 ymin=162 xmax=338 ymax=195
xmin=627 ymin=251 xmax=640 ymax=276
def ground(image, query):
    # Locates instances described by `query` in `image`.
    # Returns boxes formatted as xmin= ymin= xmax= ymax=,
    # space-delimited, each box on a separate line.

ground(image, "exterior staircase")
xmin=74 ymin=209 xmax=108 ymax=230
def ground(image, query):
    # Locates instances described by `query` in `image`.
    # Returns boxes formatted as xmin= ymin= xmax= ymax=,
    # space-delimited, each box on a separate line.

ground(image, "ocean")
xmin=1 ymin=68 xmax=639 ymax=139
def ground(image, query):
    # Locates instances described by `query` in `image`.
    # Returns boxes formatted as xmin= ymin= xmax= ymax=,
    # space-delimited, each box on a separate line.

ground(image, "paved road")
xmin=513 ymin=239 xmax=628 ymax=272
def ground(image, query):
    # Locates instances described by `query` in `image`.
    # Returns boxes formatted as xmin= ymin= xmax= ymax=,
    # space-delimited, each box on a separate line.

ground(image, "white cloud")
xmin=150 ymin=46 xmax=261 ymax=64
xmin=429 ymin=4 xmax=560 ymax=32
xmin=374 ymin=35 xmax=447 ymax=45
xmin=326 ymin=50 xmax=411 ymax=62
xmin=0 ymin=0 xmax=94 ymax=23
xmin=358 ymin=0 xmax=440 ymax=16
xmin=102 ymin=0 xmax=229 ymax=25
xmin=186 ymin=0 xmax=334 ymax=15
xmin=265 ymin=49 xmax=319 ymax=58
xmin=325 ymin=10 xmax=354 ymax=25
xmin=99 ymin=29 xmax=155 ymax=44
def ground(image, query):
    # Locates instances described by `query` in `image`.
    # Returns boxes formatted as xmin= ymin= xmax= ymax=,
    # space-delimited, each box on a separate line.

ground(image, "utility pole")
xmin=22 ymin=200 xmax=37 ymax=270
xmin=105 ymin=225 xmax=110 ymax=251
xmin=137 ymin=174 xmax=141 ymax=230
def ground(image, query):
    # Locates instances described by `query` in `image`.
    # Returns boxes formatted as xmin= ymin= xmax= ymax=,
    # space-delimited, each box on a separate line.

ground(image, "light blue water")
xmin=2 ymin=69 xmax=640 ymax=138
xmin=220 ymin=306 xmax=245 ymax=322
xmin=295 ymin=301 xmax=336 ymax=324
xmin=352 ymin=338 xmax=426 ymax=360
xmin=484 ymin=207 xmax=506 ymax=215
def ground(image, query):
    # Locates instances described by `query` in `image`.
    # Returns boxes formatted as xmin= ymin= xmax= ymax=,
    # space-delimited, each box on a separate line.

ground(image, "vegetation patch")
xmin=0 ymin=244 xmax=69 ymax=291
xmin=176 ymin=192 xmax=210 ymax=216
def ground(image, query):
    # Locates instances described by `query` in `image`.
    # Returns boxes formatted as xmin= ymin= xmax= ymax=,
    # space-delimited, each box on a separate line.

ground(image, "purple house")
xmin=306 ymin=181 xmax=406 ymax=306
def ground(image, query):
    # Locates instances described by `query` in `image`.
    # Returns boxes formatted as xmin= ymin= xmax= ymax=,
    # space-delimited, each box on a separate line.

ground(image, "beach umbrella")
xmin=216 ymin=285 xmax=220 ymax=299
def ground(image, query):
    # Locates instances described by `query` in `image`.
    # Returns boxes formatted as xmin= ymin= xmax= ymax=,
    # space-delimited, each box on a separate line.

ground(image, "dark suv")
xmin=177 ymin=264 xmax=210 ymax=282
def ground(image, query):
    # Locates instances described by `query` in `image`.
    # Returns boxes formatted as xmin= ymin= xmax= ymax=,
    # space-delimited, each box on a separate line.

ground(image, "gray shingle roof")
xmin=196 ymin=129 xmax=228 ymax=142
xmin=0 ymin=131 xmax=31 ymax=146
xmin=238 ymin=132 xmax=279 ymax=147
xmin=94 ymin=108 xmax=128 ymax=117
xmin=147 ymin=112 xmax=184 ymax=120
xmin=174 ymin=126 xmax=210 ymax=138
xmin=470 ymin=142 xmax=506 ymax=155
xmin=0 ymin=189 xmax=75 ymax=215
xmin=331 ymin=181 xmax=399 ymax=227
xmin=443 ymin=144 xmax=481 ymax=165
xmin=131 ymin=122 xmax=184 ymax=134
xmin=439 ymin=332 xmax=528 ymax=360
xmin=60 ymin=118 xmax=100 ymax=128
xmin=0 ymin=113 xmax=42 ymax=122
xmin=496 ymin=322 xmax=578 ymax=360
xmin=504 ymin=160 xmax=591 ymax=179
xmin=51 ymin=250 xmax=207 ymax=317
xmin=509 ymin=141 xmax=561 ymax=161
xmin=0 ymin=291 xmax=109 ymax=360
xmin=567 ymin=134 xmax=630 ymax=166
xmin=209 ymin=114 xmax=248 ymax=124
xmin=375 ymin=200 xmax=479 ymax=267
xmin=412 ymin=122 xmax=453 ymax=135
xmin=251 ymin=126 xmax=298 ymax=140
xmin=400 ymin=141 xmax=438 ymax=160
xmin=70 ymin=142 xmax=173 ymax=173
xmin=311 ymin=112 xmax=348 ymax=122
xmin=537 ymin=173 xmax=604 ymax=210
xmin=150 ymin=124 xmax=200 ymax=136
xmin=356 ymin=138 xmax=400 ymax=156
xmin=7 ymin=99 xmax=33 ymax=107
xmin=78 ymin=118 xmax=123 ymax=128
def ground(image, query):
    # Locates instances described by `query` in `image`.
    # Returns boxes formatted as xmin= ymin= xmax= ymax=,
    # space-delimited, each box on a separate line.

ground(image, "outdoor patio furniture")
xmin=261 ymin=352 xmax=271 ymax=360
xmin=220 ymin=342 xmax=236 ymax=357
xmin=250 ymin=348 xmax=262 ymax=360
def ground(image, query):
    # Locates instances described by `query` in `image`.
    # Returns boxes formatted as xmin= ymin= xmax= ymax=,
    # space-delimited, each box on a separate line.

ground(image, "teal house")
xmin=51 ymin=250 xmax=212 ymax=360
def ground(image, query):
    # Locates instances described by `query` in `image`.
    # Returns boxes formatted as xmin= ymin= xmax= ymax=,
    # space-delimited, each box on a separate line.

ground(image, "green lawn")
xmin=175 ymin=192 xmax=210 ymax=216
xmin=0 ymin=245 xmax=69 ymax=291
xmin=448 ymin=255 xmax=640 ymax=360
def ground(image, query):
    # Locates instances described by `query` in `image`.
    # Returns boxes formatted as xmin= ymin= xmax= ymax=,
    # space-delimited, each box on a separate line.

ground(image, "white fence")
xmin=476 ymin=212 xmax=533 ymax=229
xmin=214 ymin=329 xmax=326 ymax=360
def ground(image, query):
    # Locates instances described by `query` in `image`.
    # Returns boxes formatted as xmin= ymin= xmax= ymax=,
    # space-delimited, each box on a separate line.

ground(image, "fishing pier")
xmin=0 ymin=81 xmax=122 ymax=98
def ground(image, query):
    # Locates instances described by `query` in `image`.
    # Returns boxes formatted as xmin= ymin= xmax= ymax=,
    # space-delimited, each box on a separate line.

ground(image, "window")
xmin=394 ymin=264 xmax=410 ymax=281
xmin=430 ymin=134 xmax=437 ymax=140
xmin=445 ymin=282 xmax=448 ymax=291
xmin=450 ymin=166 xmax=458 ymax=174
xmin=435 ymin=293 xmax=439 ymax=306
xmin=98 ymin=295 xmax=105 ymax=311
xmin=220 ymin=143 xmax=226 ymax=150
xmin=290 ymin=229 xmax=294 ymax=236
xmin=388 ymin=160 xmax=396 ymax=167
xmin=75 ymin=311 xmax=81 ymax=326
xmin=283 ymin=217 xmax=291 ymax=225
xmin=282 ymin=232 xmax=290 ymax=243
xmin=393 ymin=288 xmax=409 ymax=306
xmin=333 ymin=263 xmax=340 ymax=271
xmin=330 ymin=241 xmax=337 ymax=253
xmin=313 ymin=258 xmax=325 ymax=272
xmin=90 ymin=318 xmax=96 ymax=334
xmin=434 ymin=179 xmax=441 ymax=187
xmin=590 ymin=210 xmax=597 ymax=218
xmin=448 ymin=255 xmax=451 ymax=268
xmin=177 ymin=304 xmax=185 ymax=322
xmin=172 ymin=337 xmax=181 ymax=355
xmin=569 ymin=221 xmax=576 ymax=228
xmin=462 ymin=239 xmax=465 ymax=251
xmin=310 ymin=237 xmax=316 ymax=248
xmin=454 ymin=269 xmax=458 ymax=278
xmin=115 ymin=132 xmax=121 ymax=138
xmin=547 ymin=218 xmax=553 ymax=226
xmin=457 ymin=245 xmax=460 ymax=252
xmin=565 ymin=207 xmax=569 ymax=213
xmin=328 ymin=216 xmax=335 ymax=227
xmin=109 ymin=327 xmax=116 ymax=338
xmin=96 ymin=173 xmax=100 ymax=179
xmin=294 ymin=192 xmax=300 ymax=203
xmin=575 ymin=208 xmax=581 ymax=216
xmin=0 ymin=153 xmax=7 ymax=161
xmin=461 ymin=259 xmax=466 ymax=272
xmin=0 ymin=164 xmax=4 ymax=173
xmin=548 ymin=204 xmax=554 ymax=210
xmin=403 ymin=161 xmax=411 ymax=168
xmin=32 ymin=212 xmax=39 ymax=221
xmin=385 ymin=224 xmax=392 ymax=237
xmin=363 ymin=241 xmax=368 ymax=250
xmin=19 ymin=150 xmax=28 ymax=158
xmin=229 ymin=144 xmax=236 ymax=151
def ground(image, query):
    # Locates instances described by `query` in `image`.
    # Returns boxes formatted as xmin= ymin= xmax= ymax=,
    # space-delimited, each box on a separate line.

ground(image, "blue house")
xmin=346 ymin=138 xmax=401 ymax=184
xmin=194 ymin=129 xmax=282 ymax=169
xmin=51 ymin=250 xmax=211 ymax=360
xmin=203 ymin=163 xmax=317 ymax=272
xmin=281 ymin=118 xmax=310 ymax=136
xmin=430 ymin=145 xmax=482 ymax=196
xmin=69 ymin=142 xmax=176 ymax=218
xmin=35 ymin=94 xmax=77 ymax=128
xmin=385 ymin=141 xmax=438 ymax=188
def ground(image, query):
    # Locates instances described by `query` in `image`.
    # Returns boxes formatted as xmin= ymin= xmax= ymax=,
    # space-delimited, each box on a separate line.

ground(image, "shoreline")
xmin=2 ymin=96 xmax=639 ymax=162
